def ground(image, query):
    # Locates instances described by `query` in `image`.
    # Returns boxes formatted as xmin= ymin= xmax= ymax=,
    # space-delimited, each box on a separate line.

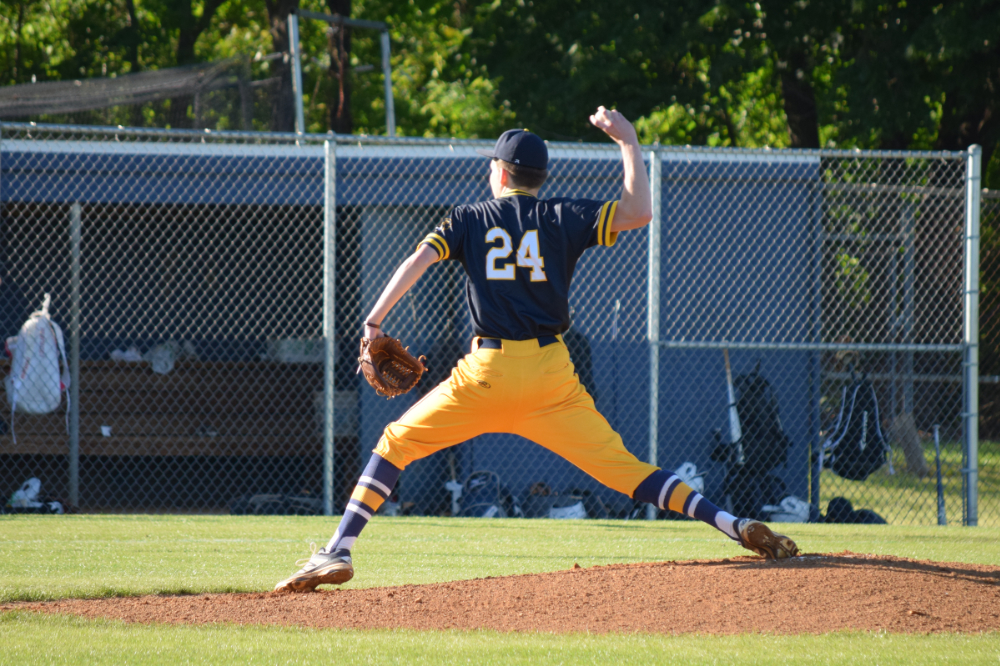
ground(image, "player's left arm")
xmin=589 ymin=106 xmax=652 ymax=232
xmin=363 ymin=244 xmax=439 ymax=340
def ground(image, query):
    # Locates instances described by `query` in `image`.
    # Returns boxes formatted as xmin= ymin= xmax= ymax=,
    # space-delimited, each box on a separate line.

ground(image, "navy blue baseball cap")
xmin=476 ymin=129 xmax=548 ymax=170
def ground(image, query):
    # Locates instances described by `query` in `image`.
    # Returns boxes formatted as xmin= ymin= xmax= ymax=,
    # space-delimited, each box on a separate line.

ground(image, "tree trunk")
xmin=937 ymin=99 xmax=997 ymax=174
xmin=123 ymin=0 xmax=144 ymax=126
xmin=265 ymin=0 xmax=299 ymax=132
xmin=176 ymin=30 xmax=198 ymax=66
xmin=167 ymin=0 xmax=225 ymax=128
xmin=173 ymin=0 xmax=198 ymax=65
xmin=934 ymin=44 xmax=999 ymax=171
xmin=326 ymin=0 xmax=352 ymax=135
xmin=123 ymin=0 xmax=141 ymax=73
xmin=13 ymin=1 xmax=26 ymax=82
xmin=778 ymin=50 xmax=820 ymax=149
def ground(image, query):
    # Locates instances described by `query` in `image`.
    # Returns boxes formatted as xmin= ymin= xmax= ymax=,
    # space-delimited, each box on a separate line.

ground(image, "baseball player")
xmin=275 ymin=107 xmax=798 ymax=592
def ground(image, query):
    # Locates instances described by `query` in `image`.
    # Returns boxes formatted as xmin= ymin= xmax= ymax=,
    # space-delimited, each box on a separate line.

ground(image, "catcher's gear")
xmin=358 ymin=336 xmax=426 ymax=398
xmin=736 ymin=518 xmax=799 ymax=559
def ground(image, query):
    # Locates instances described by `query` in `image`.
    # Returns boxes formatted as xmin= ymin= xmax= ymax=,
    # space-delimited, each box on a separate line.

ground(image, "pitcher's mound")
xmin=9 ymin=552 xmax=1000 ymax=634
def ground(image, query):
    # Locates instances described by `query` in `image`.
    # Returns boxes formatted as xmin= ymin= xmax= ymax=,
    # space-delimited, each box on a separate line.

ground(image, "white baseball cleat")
xmin=274 ymin=545 xmax=354 ymax=592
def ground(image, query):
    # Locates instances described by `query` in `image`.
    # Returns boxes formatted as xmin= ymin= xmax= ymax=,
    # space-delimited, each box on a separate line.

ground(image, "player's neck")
xmin=497 ymin=186 xmax=540 ymax=199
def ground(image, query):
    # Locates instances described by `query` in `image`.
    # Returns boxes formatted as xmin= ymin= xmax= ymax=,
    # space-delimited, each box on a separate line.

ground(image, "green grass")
xmin=2 ymin=516 xmax=999 ymax=664
xmin=1 ymin=612 xmax=999 ymax=665
xmin=820 ymin=439 xmax=1000 ymax=527
xmin=3 ymin=516 xmax=1000 ymax=602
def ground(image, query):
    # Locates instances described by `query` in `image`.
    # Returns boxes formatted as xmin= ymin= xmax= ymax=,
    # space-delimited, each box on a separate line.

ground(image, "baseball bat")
xmin=934 ymin=424 xmax=946 ymax=526
xmin=723 ymin=349 xmax=745 ymax=465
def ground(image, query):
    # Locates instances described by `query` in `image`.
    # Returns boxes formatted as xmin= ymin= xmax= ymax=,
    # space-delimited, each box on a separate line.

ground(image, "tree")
xmin=8 ymin=0 xmax=32 ymax=82
xmin=263 ymin=0 xmax=298 ymax=131
xmin=467 ymin=0 xmax=789 ymax=146
xmin=158 ymin=0 xmax=227 ymax=65
xmin=766 ymin=0 xmax=999 ymax=166
xmin=915 ymin=0 xmax=999 ymax=168
xmin=314 ymin=0 xmax=512 ymax=137
xmin=325 ymin=0 xmax=352 ymax=134
xmin=468 ymin=0 xmax=674 ymax=141
xmin=756 ymin=0 xmax=844 ymax=148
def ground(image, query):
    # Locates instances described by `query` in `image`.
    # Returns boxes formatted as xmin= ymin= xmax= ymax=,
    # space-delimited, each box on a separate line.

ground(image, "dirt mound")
xmin=8 ymin=552 xmax=1000 ymax=634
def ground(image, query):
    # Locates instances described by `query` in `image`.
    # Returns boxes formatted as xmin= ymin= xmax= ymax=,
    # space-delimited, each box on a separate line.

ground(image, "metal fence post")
xmin=289 ymin=12 xmax=306 ymax=135
xmin=323 ymin=140 xmax=338 ymax=516
xmin=963 ymin=144 xmax=982 ymax=526
xmin=645 ymin=149 xmax=661 ymax=521
xmin=809 ymin=176 xmax=823 ymax=512
xmin=69 ymin=203 xmax=81 ymax=507
xmin=380 ymin=30 xmax=396 ymax=137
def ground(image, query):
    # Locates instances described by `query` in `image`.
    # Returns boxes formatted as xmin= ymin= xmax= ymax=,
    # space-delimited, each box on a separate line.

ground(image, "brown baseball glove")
xmin=358 ymin=336 xmax=426 ymax=398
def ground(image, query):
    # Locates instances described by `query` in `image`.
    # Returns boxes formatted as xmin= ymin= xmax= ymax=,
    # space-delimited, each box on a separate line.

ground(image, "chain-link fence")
xmin=0 ymin=123 xmax=990 ymax=526
xmin=0 ymin=125 xmax=330 ymax=513
xmin=979 ymin=189 xmax=1000 ymax=525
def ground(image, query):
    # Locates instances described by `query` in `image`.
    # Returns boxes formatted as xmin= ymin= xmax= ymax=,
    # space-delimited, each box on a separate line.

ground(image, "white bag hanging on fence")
xmin=4 ymin=294 xmax=70 ymax=443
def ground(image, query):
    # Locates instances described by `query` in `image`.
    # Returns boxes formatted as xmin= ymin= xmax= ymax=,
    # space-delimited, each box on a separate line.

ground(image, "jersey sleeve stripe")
xmin=430 ymin=233 xmax=450 ymax=259
xmin=419 ymin=233 xmax=449 ymax=260
xmin=596 ymin=201 xmax=620 ymax=247
xmin=596 ymin=202 xmax=611 ymax=245
xmin=604 ymin=200 xmax=619 ymax=247
xmin=417 ymin=237 xmax=443 ymax=260
xmin=429 ymin=236 xmax=447 ymax=259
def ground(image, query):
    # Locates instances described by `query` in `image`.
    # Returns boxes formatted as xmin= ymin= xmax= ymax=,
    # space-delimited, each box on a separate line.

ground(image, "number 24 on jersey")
xmin=485 ymin=228 xmax=547 ymax=282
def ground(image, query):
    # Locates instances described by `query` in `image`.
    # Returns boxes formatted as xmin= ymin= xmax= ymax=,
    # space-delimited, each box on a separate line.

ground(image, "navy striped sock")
xmin=325 ymin=453 xmax=401 ymax=556
xmin=633 ymin=469 xmax=739 ymax=540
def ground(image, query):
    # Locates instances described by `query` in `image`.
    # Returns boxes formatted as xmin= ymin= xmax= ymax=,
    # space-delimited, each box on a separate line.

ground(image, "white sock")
xmin=714 ymin=511 xmax=740 ymax=540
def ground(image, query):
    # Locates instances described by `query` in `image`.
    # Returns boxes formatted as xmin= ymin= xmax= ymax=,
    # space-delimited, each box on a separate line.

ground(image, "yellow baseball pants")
xmin=374 ymin=336 xmax=658 ymax=496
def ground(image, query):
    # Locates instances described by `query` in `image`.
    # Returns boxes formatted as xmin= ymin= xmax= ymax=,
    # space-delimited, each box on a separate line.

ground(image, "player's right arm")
xmin=363 ymin=244 xmax=439 ymax=340
xmin=364 ymin=211 xmax=463 ymax=339
xmin=589 ymin=106 xmax=652 ymax=232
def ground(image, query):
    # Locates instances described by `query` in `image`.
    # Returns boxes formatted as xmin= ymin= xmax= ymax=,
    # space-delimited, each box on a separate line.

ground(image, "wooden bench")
xmin=1 ymin=359 xmax=333 ymax=457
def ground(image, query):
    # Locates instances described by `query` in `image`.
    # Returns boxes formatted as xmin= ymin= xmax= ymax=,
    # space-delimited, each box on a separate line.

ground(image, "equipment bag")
xmin=229 ymin=493 xmax=323 ymax=516
xmin=3 ymin=477 xmax=66 ymax=514
xmin=733 ymin=365 xmax=792 ymax=475
xmin=459 ymin=470 xmax=522 ymax=518
xmin=761 ymin=495 xmax=821 ymax=523
xmin=522 ymin=482 xmax=556 ymax=518
xmin=824 ymin=497 xmax=887 ymax=524
xmin=4 ymin=294 xmax=70 ymax=443
xmin=722 ymin=469 xmax=787 ymax=521
xmin=821 ymin=375 xmax=892 ymax=481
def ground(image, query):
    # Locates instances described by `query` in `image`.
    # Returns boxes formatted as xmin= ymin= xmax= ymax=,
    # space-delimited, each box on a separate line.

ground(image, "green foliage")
xmin=633 ymin=61 xmax=790 ymax=148
xmin=417 ymin=76 xmax=514 ymax=138
xmin=197 ymin=0 xmax=272 ymax=63
xmin=0 ymin=0 xmax=220 ymax=84
xmin=1 ymin=0 xmax=997 ymax=155
xmin=214 ymin=0 xmax=513 ymax=136
xmin=834 ymin=249 xmax=872 ymax=308
xmin=339 ymin=0 xmax=512 ymax=137
xmin=466 ymin=0 xmax=756 ymax=142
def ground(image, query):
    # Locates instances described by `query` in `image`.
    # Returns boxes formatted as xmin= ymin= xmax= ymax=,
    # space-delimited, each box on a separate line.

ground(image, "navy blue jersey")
xmin=419 ymin=190 xmax=619 ymax=340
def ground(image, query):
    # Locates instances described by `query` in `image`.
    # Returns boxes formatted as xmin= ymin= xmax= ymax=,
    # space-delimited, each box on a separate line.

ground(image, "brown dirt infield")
xmin=6 ymin=552 xmax=1000 ymax=634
